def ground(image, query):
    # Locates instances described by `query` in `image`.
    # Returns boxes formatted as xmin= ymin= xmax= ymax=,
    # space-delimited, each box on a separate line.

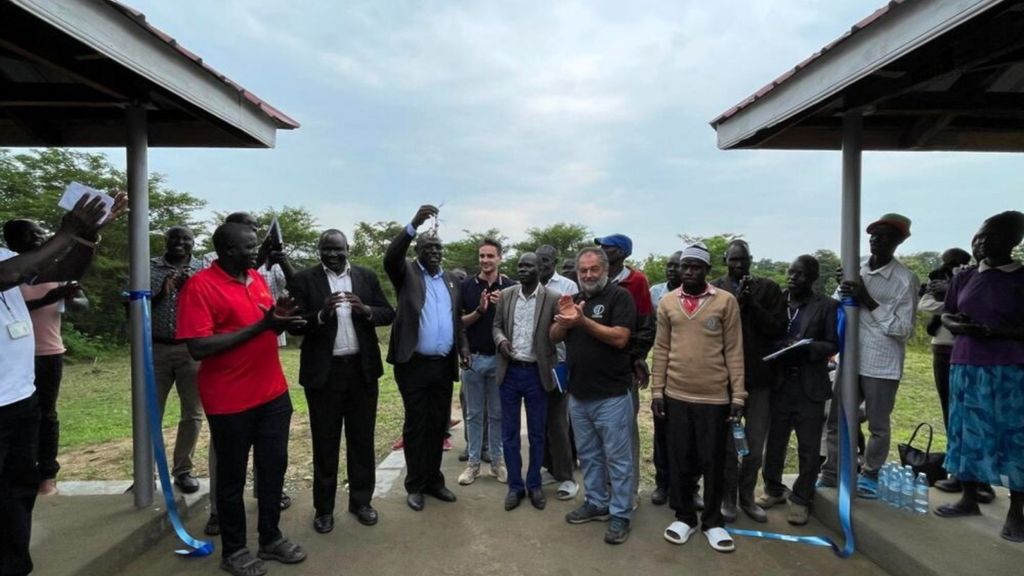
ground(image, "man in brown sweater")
xmin=651 ymin=242 xmax=745 ymax=553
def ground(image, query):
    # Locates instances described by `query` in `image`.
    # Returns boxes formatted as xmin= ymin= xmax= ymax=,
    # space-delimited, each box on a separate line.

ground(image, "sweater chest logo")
xmin=703 ymin=316 xmax=720 ymax=331
xmin=591 ymin=304 xmax=606 ymax=319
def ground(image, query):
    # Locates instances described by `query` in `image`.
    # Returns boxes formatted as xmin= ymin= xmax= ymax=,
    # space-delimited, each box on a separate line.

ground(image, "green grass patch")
xmin=58 ymin=338 xmax=943 ymax=485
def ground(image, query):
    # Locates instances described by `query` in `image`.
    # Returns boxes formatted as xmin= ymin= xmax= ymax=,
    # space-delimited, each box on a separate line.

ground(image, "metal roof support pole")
xmin=127 ymin=104 xmax=154 ymax=509
xmin=839 ymin=110 xmax=862 ymax=505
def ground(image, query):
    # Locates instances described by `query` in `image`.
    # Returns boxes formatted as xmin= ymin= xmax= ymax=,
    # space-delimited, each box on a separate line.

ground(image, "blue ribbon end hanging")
xmin=129 ymin=290 xmax=215 ymax=557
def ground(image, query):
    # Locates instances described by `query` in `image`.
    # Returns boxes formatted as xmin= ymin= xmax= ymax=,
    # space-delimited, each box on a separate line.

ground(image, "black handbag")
xmin=898 ymin=423 xmax=947 ymax=486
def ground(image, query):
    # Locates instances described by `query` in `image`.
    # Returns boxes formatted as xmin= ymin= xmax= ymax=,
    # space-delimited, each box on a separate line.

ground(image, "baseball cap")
xmin=594 ymin=234 xmax=633 ymax=257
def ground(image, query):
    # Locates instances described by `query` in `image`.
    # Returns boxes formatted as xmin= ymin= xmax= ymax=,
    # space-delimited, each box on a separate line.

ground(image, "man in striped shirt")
xmin=821 ymin=213 xmax=919 ymax=498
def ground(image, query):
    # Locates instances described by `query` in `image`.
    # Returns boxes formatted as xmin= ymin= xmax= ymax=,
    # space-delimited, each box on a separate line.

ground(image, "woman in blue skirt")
xmin=937 ymin=210 xmax=1024 ymax=543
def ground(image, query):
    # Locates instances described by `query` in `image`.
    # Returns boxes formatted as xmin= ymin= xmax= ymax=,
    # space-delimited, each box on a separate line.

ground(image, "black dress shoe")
xmin=529 ymin=489 xmax=546 ymax=510
xmin=174 ymin=473 xmax=200 ymax=494
xmin=722 ymin=498 xmax=738 ymax=524
xmin=204 ymin=513 xmax=220 ymax=536
xmin=739 ymin=500 xmax=768 ymax=523
xmin=351 ymin=505 xmax=379 ymax=526
xmin=313 ymin=514 xmax=334 ymax=534
xmin=426 ymin=486 xmax=457 ymax=503
xmin=407 ymin=493 xmax=425 ymax=511
xmin=934 ymin=476 xmax=963 ymax=493
xmin=650 ymin=486 xmax=668 ymax=506
xmin=505 ymin=490 xmax=525 ymax=511
xmin=977 ymin=483 xmax=996 ymax=504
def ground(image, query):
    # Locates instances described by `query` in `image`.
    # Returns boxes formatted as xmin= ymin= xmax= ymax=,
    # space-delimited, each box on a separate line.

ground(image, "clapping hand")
xmin=554 ymin=294 xmax=583 ymax=328
xmin=262 ymin=296 xmax=306 ymax=333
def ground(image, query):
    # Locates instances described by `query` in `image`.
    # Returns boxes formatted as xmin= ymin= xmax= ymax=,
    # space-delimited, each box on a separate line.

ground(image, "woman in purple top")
xmin=936 ymin=210 xmax=1024 ymax=543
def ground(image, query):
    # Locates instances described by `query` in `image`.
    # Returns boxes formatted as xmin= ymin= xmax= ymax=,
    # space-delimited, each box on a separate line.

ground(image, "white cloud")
xmin=119 ymin=0 xmax=1020 ymax=262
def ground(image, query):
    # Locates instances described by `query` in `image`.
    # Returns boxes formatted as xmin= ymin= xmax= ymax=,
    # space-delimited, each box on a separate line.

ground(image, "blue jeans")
xmin=569 ymin=392 xmax=635 ymax=520
xmin=500 ymin=363 xmax=548 ymax=492
xmin=462 ymin=354 xmax=502 ymax=465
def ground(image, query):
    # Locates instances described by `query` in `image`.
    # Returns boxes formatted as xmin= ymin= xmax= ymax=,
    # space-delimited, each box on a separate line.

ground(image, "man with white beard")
xmin=551 ymin=247 xmax=636 ymax=545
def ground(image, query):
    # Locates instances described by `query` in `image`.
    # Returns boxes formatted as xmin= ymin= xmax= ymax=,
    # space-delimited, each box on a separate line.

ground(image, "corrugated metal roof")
xmin=103 ymin=0 xmax=300 ymax=129
xmin=710 ymin=1 xmax=904 ymax=127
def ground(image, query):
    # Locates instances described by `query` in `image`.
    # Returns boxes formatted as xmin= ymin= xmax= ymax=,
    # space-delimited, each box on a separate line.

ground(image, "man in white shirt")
xmin=536 ymin=245 xmax=580 ymax=501
xmin=287 ymin=230 xmax=395 ymax=534
xmin=821 ymin=213 xmax=919 ymax=497
xmin=1 ymin=193 xmax=125 ymax=576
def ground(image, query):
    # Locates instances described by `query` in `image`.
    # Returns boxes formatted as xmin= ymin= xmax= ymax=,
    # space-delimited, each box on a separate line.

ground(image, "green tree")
xmin=0 ymin=148 xmax=206 ymax=343
xmin=197 ymin=206 xmax=321 ymax=269
xmin=512 ymin=223 xmax=591 ymax=259
xmin=635 ymin=253 xmax=669 ymax=286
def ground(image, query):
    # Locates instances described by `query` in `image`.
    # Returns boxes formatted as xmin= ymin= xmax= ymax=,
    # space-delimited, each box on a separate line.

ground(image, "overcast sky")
xmin=97 ymin=0 xmax=1020 ymax=261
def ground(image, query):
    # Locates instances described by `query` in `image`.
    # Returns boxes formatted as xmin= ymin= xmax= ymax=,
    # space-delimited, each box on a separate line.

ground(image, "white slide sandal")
xmin=663 ymin=521 xmax=697 ymax=545
xmin=704 ymin=527 xmax=735 ymax=553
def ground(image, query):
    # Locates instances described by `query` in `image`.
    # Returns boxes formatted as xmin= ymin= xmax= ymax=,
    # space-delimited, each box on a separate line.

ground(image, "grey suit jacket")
xmin=493 ymin=284 xmax=560 ymax=392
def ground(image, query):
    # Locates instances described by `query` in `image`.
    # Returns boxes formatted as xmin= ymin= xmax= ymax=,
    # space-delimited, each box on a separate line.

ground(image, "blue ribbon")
xmin=129 ymin=290 xmax=214 ymax=557
xmin=727 ymin=297 xmax=857 ymax=558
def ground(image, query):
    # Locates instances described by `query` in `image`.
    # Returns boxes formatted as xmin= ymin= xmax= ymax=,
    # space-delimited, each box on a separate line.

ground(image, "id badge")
xmin=7 ymin=320 xmax=30 ymax=340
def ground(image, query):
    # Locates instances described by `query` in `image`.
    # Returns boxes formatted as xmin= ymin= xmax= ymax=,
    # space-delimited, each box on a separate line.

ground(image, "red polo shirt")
xmin=176 ymin=261 xmax=288 ymax=415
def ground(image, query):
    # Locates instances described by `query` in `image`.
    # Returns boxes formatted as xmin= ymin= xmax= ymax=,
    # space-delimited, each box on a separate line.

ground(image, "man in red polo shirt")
xmin=177 ymin=222 xmax=307 ymax=576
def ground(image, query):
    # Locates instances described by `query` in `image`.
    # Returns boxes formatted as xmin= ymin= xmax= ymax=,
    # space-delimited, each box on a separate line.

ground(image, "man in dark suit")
xmin=711 ymin=239 xmax=786 ymax=523
xmin=288 ymin=230 xmax=395 ymax=534
xmin=384 ymin=205 xmax=470 ymax=512
xmin=759 ymin=255 xmax=839 ymax=526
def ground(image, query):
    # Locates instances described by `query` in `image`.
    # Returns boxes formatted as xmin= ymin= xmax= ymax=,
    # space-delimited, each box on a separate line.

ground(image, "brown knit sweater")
xmin=651 ymin=286 xmax=746 ymax=406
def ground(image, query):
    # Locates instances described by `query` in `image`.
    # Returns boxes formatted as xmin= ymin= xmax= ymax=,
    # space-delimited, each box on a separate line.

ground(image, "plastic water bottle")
xmin=879 ymin=466 xmax=891 ymax=505
xmin=901 ymin=470 xmax=915 ymax=512
xmin=914 ymin=473 xmax=929 ymax=515
xmin=732 ymin=422 xmax=749 ymax=457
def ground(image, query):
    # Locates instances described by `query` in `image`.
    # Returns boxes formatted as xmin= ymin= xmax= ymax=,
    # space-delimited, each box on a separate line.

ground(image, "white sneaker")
xmin=490 ymin=462 xmax=508 ymax=484
xmin=458 ymin=464 xmax=480 ymax=486
xmin=556 ymin=480 xmax=579 ymax=500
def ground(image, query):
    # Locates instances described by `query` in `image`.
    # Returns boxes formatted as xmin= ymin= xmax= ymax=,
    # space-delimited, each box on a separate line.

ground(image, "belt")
xmin=509 ymin=359 xmax=537 ymax=368
xmin=412 ymin=352 xmax=449 ymax=361
xmin=153 ymin=337 xmax=183 ymax=345
xmin=332 ymin=354 xmax=360 ymax=363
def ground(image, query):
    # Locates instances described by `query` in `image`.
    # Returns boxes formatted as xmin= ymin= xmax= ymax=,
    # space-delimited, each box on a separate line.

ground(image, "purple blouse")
xmin=945 ymin=266 xmax=1024 ymax=365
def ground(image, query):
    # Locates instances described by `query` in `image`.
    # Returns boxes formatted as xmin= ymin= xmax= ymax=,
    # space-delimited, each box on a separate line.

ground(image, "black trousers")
xmin=666 ymin=398 xmax=729 ymax=530
xmin=207 ymin=392 xmax=292 ymax=558
xmin=34 ymin=355 xmax=63 ymax=481
xmin=652 ymin=412 xmax=670 ymax=490
xmin=932 ymin=345 xmax=953 ymax=429
xmin=395 ymin=355 xmax=453 ymax=494
xmin=0 ymin=395 xmax=40 ymax=576
xmin=305 ymin=356 xmax=378 ymax=515
xmin=762 ymin=375 xmax=825 ymax=506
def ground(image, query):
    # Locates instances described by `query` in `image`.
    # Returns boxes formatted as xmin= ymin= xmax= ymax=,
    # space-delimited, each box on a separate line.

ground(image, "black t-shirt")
xmin=460 ymin=274 xmax=516 ymax=354
xmin=566 ymin=284 xmax=636 ymax=399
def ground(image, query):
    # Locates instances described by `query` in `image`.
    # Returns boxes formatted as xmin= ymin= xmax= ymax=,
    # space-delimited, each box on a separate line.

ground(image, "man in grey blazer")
xmin=492 ymin=253 xmax=560 ymax=511
xmin=384 ymin=205 xmax=470 ymax=512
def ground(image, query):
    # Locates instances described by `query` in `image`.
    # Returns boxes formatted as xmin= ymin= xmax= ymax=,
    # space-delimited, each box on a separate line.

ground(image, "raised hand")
xmin=411 ymin=205 xmax=439 ymax=228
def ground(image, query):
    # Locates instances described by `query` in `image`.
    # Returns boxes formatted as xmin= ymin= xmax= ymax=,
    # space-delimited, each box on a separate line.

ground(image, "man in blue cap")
xmin=595 ymin=234 xmax=655 ymax=509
